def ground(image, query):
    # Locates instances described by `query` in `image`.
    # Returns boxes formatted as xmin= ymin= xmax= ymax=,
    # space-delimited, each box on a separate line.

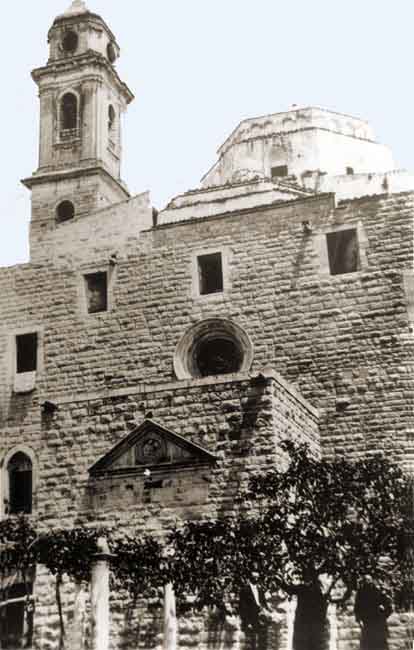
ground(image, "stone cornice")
xmin=217 ymin=106 xmax=372 ymax=156
xmin=31 ymin=52 xmax=134 ymax=104
xmin=21 ymin=164 xmax=130 ymax=197
xmin=38 ymin=371 xmax=320 ymax=421
xmin=155 ymin=192 xmax=335 ymax=230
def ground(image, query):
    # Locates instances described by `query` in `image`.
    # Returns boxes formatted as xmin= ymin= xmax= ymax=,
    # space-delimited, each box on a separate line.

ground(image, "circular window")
xmin=195 ymin=337 xmax=243 ymax=376
xmin=174 ymin=318 xmax=253 ymax=380
xmin=56 ymin=200 xmax=75 ymax=223
xmin=62 ymin=31 xmax=79 ymax=54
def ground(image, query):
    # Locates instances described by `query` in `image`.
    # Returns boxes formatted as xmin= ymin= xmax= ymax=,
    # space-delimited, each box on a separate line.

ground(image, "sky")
xmin=1 ymin=1 xmax=413 ymax=267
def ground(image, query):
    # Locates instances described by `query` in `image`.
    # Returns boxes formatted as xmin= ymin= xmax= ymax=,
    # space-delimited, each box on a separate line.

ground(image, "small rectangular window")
xmin=85 ymin=272 xmax=108 ymax=313
xmin=346 ymin=166 xmax=354 ymax=175
xmin=271 ymin=165 xmax=288 ymax=178
xmin=16 ymin=333 xmax=37 ymax=374
xmin=9 ymin=470 xmax=33 ymax=515
xmin=326 ymin=229 xmax=360 ymax=275
xmin=197 ymin=253 xmax=223 ymax=295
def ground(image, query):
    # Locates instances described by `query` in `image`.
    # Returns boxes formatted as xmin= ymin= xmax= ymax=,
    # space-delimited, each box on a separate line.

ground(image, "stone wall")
xmin=27 ymin=373 xmax=318 ymax=650
xmin=1 ymin=186 xmax=413 ymax=649
xmin=1 ymin=190 xmax=413 ymax=458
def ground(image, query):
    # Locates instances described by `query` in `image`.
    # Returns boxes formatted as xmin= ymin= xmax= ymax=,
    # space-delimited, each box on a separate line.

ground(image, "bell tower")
xmin=22 ymin=1 xmax=134 ymax=257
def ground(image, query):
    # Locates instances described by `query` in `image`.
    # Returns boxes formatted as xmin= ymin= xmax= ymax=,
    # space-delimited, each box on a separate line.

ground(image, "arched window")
xmin=7 ymin=452 xmax=32 ymax=515
xmin=108 ymin=104 xmax=116 ymax=132
xmin=61 ymin=92 xmax=78 ymax=131
xmin=62 ymin=30 xmax=78 ymax=54
xmin=107 ymin=42 xmax=116 ymax=63
xmin=56 ymin=200 xmax=75 ymax=223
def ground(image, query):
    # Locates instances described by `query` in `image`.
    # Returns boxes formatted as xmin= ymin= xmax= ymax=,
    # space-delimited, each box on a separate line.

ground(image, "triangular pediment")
xmin=89 ymin=419 xmax=216 ymax=477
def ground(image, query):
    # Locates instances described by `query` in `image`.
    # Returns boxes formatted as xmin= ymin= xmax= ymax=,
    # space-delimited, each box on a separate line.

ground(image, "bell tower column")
xmin=21 ymin=1 xmax=134 ymax=262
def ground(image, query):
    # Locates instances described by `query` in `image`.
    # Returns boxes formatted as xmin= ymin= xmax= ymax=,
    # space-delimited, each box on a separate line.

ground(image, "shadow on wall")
xmin=118 ymin=603 xmax=162 ymax=650
xmin=234 ymin=377 xmax=269 ymax=441
xmin=206 ymin=605 xmax=284 ymax=650
xmin=292 ymin=583 xmax=328 ymax=650
xmin=354 ymin=578 xmax=391 ymax=650
xmin=206 ymin=610 xmax=240 ymax=649
xmin=7 ymin=391 xmax=33 ymax=426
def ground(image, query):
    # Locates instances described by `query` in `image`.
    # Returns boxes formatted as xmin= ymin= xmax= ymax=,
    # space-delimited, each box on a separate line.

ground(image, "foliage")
xmin=110 ymin=534 xmax=165 ymax=604
xmin=0 ymin=442 xmax=412 ymax=622
xmin=169 ymin=516 xmax=280 ymax=615
xmin=33 ymin=526 xmax=107 ymax=649
xmin=0 ymin=515 xmax=37 ymax=578
xmin=34 ymin=526 xmax=106 ymax=583
xmin=248 ymin=440 xmax=413 ymax=605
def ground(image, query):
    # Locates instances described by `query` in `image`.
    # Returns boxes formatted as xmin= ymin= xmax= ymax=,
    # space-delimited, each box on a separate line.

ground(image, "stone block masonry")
xmin=24 ymin=374 xmax=318 ymax=650
xmin=0 ymin=190 xmax=413 ymax=464
xmin=5 ymin=4 xmax=414 ymax=649
xmin=1 ymin=187 xmax=413 ymax=648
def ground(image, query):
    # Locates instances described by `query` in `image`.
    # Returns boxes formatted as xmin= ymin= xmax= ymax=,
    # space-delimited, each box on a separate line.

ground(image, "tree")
xmin=169 ymin=517 xmax=280 ymax=616
xmin=0 ymin=516 xmax=37 ymax=649
xmin=248 ymin=440 xmax=413 ymax=649
xmin=110 ymin=534 xmax=165 ymax=605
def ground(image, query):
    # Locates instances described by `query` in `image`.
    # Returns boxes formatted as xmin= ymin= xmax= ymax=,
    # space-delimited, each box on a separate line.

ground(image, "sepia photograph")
xmin=0 ymin=1 xmax=413 ymax=649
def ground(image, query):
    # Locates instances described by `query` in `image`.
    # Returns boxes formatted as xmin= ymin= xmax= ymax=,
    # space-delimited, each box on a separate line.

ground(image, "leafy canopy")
xmin=248 ymin=440 xmax=412 ymax=603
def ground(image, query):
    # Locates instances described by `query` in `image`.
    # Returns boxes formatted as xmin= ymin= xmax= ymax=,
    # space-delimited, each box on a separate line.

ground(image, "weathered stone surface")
xmin=1 ymin=4 xmax=414 ymax=650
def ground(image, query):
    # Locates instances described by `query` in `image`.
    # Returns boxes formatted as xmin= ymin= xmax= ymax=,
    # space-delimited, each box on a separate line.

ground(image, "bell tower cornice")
xmin=31 ymin=53 xmax=134 ymax=106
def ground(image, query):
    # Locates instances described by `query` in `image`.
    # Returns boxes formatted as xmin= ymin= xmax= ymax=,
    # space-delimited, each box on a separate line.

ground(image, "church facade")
xmin=1 ymin=1 xmax=414 ymax=648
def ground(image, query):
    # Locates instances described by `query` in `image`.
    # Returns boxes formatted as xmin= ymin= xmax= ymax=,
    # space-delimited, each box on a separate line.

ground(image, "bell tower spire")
xmin=22 ymin=3 xmax=134 ymax=260
xmin=65 ymin=0 xmax=88 ymax=13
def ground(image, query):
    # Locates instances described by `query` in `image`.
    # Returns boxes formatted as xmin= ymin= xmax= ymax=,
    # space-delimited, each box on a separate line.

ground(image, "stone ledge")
xmin=41 ymin=368 xmax=319 ymax=420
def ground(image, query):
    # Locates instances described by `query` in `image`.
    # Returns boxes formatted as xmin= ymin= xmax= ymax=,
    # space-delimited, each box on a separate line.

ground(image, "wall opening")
xmin=197 ymin=252 xmax=223 ymax=295
xmin=16 ymin=334 xmax=37 ymax=374
xmin=271 ymin=165 xmax=288 ymax=179
xmin=61 ymin=92 xmax=78 ymax=131
xmin=107 ymin=42 xmax=116 ymax=63
xmin=346 ymin=166 xmax=354 ymax=175
xmin=7 ymin=452 xmax=33 ymax=515
xmin=62 ymin=30 xmax=78 ymax=54
xmin=326 ymin=229 xmax=360 ymax=275
xmin=108 ymin=105 xmax=116 ymax=132
xmin=84 ymin=272 xmax=108 ymax=314
xmin=56 ymin=200 xmax=75 ymax=223
xmin=174 ymin=318 xmax=253 ymax=380
xmin=195 ymin=337 xmax=243 ymax=376
xmin=0 ymin=582 xmax=34 ymax=648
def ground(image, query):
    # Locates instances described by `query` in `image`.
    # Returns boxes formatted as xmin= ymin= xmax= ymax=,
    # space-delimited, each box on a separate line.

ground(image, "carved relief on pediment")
xmin=89 ymin=418 xmax=216 ymax=477
xmin=88 ymin=419 xmax=216 ymax=509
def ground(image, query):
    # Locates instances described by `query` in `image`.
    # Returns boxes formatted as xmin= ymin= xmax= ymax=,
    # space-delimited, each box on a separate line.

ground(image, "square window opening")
xmin=326 ymin=229 xmax=360 ymax=275
xmin=197 ymin=253 xmax=223 ymax=295
xmin=16 ymin=334 xmax=37 ymax=374
xmin=271 ymin=165 xmax=288 ymax=178
xmin=85 ymin=272 xmax=108 ymax=314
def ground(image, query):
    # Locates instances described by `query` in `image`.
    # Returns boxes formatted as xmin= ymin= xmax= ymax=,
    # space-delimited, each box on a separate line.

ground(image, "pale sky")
xmin=1 ymin=1 xmax=413 ymax=267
